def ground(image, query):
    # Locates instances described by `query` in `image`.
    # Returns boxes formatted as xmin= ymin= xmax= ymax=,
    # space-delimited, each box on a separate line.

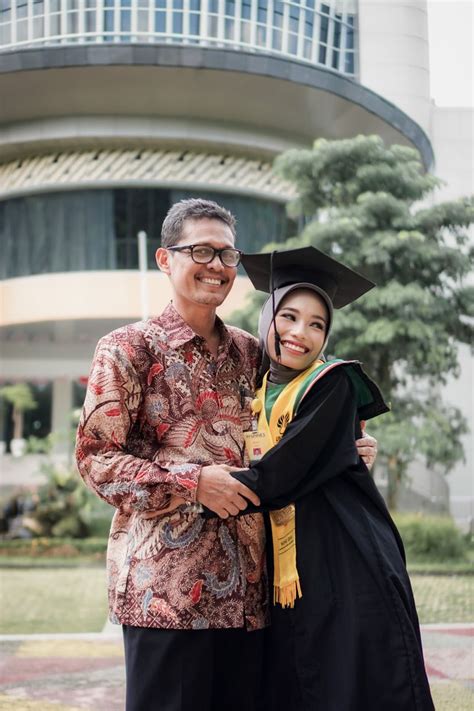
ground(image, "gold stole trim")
xmin=255 ymin=360 xmax=324 ymax=608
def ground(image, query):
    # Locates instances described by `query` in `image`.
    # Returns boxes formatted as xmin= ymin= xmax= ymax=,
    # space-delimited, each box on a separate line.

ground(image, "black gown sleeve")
xmin=201 ymin=370 xmax=365 ymax=520
xmin=231 ymin=369 xmax=362 ymax=511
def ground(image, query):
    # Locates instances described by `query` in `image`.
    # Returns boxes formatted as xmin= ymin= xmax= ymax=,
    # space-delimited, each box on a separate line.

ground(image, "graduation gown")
xmin=232 ymin=366 xmax=435 ymax=711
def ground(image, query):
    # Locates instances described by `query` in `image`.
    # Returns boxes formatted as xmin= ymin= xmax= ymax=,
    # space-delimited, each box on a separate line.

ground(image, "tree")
xmin=0 ymin=383 xmax=37 ymax=441
xmin=231 ymin=135 xmax=474 ymax=509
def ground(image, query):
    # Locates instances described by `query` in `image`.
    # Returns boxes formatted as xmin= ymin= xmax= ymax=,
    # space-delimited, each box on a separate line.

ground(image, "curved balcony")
xmin=0 ymin=0 xmax=357 ymax=77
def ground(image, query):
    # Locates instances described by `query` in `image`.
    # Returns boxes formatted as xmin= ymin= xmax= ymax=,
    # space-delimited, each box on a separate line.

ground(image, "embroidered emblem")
xmin=276 ymin=412 xmax=290 ymax=436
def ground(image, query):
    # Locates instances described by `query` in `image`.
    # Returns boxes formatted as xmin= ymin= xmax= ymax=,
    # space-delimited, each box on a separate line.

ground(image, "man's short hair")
xmin=161 ymin=198 xmax=237 ymax=247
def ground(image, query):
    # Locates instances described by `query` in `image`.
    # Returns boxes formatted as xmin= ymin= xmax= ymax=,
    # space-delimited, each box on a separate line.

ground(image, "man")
xmin=76 ymin=199 xmax=377 ymax=711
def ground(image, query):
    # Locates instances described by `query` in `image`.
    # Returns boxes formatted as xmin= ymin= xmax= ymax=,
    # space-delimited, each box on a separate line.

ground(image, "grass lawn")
xmin=410 ymin=574 xmax=473 ymax=624
xmin=0 ymin=567 xmax=108 ymax=634
xmin=430 ymin=681 xmax=474 ymax=711
xmin=0 ymin=562 xmax=472 ymax=634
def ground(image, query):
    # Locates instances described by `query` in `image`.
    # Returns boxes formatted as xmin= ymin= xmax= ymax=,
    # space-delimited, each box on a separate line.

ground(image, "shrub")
xmin=0 ymin=537 xmax=108 ymax=557
xmin=393 ymin=513 xmax=468 ymax=562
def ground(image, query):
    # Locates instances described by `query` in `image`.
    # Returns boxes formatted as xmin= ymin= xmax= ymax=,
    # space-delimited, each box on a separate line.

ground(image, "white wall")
xmin=358 ymin=0 xmax=432 ymax=135
xmin=431 ymin=105 xmax=474 ymax=530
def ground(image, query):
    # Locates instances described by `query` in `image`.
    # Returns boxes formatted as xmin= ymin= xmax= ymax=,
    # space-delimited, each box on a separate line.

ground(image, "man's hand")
xmin=356 ymin=421 xmax=378 ymax=470
xmin=197 ymin=464 xmax=260 ymax=519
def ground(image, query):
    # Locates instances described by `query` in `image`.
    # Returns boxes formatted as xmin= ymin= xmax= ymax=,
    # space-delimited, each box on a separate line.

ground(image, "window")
xmin=0 ymin=188 xmax=293 ymax=277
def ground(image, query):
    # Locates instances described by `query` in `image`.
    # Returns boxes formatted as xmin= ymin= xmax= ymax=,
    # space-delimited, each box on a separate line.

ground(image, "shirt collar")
xmin=157 ymin=302 xmax=233 ymax=355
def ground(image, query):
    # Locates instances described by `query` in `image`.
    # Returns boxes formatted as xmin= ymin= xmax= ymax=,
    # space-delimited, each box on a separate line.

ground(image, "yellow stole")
xmin=252 ymin=359 xmax=324 ymax=608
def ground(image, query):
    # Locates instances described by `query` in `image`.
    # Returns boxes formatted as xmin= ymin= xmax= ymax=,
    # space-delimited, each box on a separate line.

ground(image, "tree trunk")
xmin=13 ymin=407 xmax=23 ymax=440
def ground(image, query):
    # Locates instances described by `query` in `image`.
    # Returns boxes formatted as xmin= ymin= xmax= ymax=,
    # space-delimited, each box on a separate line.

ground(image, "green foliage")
xmin=368 ymin=394 xmax=468 ymax=475
xmin=26 ymin=462 xmax=98 ymax=538
xmin=393 ymin=513 xmax=468 ymax=562
xmin=0 ymin=383 xmax=37 ymax=412
xmin=0 ymin=383 xmax=38 ymax=441
xmin=234 ymin=135 xmax=473 ymax=508
xmin=26 ymin=434 xmax=54 ymax=454
xmin=0 ymin=536 xmax=108 ymax=555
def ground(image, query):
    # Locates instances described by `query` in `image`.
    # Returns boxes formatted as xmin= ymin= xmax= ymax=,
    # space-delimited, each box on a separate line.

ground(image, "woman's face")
xmin=267 ymin=289 xmax=329 ymax=371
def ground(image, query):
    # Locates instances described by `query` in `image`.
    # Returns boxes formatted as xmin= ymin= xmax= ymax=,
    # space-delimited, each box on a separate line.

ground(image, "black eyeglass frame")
xmin=167 ymin=244 xmax=242 ymax=267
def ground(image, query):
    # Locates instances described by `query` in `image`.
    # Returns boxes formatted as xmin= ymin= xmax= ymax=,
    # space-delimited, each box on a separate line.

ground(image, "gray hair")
xmin=161 ymin=198 xmax=236 ymax=247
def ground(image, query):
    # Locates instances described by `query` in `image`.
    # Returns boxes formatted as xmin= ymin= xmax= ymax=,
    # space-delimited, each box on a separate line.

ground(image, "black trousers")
xmin=123 ymin=625 xmax=265 ymax=711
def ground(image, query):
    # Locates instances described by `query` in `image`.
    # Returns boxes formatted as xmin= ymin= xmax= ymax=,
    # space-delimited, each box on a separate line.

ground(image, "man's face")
xmin=156 ymin=218 xmax=237 ymax=311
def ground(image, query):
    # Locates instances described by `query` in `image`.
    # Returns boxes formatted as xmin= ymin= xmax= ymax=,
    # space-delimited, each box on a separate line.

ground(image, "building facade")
xmin=0 ymin=1 xmax=471 ymax=523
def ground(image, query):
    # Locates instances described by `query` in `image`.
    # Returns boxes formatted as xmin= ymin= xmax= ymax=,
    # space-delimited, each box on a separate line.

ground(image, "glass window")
xmin=16 ymin=18 xmax=28 ymax=41
xmin=49 ymin=11 xmax=60 ymax=35
xmin=304 ymin=10 xmax=313 ymax=38
xmin=67 ymin=11 xmax=79 ymax=34
xmin=189 ymin=11 xmax=199 ymax=35
xmin=17 ymin=1 xmax=27 ymax=18
xmin=0 ymin=24 xmax=11 ymax=45
xmin=241 ymin=18 xmax=250 ymax=43
xmin=256 ymin=24 xmax=266 ymax=46
xmin=121 ymin=9 xmax=131 ymax=32
xmin=0 ymin=0 xmax=12 ymax=14
xmin=272 ymin=28 xmax=281 ymax=51
xmin=33 ymin=0 xmax=44 ymax=16
xmin=225 ymin=17 xmax=234 ymax=40
xmin=85 ymin=9 xmax=95 ymax=33
xmin=273 ymin=1 xmax=283 ymax=28
xmin=155 ymin=10 xmax=166 ymax=33
xmin=346 ymin=23 xmax=354 ymax=49
xmin=319 ymin=14 xmax=328 ymax=44
xmin=33 ymin=15 xmax=43 ymax=38
xmin=208 ymin=14 xmax=218 ymax=38
xmin=334 ymin=15 xmax=341 ymax=48
xmin=345 ymin=50 xmax=354 ymax=74
xmin=0 ymin=188 xmax=293 ymax=278
xmin=172 ymin=11 xmax=182 ymax=34
xmin=289 ymin=3 xmax=299 ymax=31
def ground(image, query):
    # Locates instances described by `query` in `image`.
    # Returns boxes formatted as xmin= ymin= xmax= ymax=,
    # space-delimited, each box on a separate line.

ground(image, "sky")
xmin=427 ymin=0 xmax=473 ymax=106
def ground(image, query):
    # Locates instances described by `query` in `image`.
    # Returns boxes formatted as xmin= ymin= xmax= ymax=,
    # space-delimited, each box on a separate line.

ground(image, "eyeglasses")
xmin=167 ymin=244 xmax=242 ymax=267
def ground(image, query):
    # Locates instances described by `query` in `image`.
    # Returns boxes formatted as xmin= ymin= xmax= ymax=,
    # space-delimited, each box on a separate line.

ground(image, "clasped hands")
xmin=141 ymin=424 xmax=377 ymax=520
xmin=140 ymin=464 xmax=255 ymax=520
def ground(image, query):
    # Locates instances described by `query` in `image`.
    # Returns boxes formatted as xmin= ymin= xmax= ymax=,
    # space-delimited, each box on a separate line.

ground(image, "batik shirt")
xmin=76 ymin=303 xmax=269 ymax=630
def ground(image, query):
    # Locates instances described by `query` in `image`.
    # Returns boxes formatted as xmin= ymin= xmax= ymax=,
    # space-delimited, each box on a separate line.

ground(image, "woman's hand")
xmin=356 ymin=422 xmax=378 ymax=470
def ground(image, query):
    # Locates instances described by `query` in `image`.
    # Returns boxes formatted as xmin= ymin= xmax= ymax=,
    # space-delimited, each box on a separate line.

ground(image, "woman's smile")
xmin=267 ymin=288 xmax=329 ymax=371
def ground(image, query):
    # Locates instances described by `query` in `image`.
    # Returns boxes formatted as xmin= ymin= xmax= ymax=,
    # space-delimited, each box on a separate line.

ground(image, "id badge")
xmin=244 ymin=430 xmax=272 ymax=463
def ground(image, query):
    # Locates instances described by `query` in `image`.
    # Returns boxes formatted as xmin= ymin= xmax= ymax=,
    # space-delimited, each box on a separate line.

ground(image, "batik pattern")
xmin=76 ymin=303 xmax=269 ymax=630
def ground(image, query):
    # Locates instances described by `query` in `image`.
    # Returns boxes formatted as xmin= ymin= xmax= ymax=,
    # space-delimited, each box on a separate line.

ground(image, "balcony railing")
xmin=0 ymin=0 xmax=357 ymax=77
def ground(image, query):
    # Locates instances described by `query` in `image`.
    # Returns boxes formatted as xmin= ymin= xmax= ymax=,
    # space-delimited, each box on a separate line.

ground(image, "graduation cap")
xmin=241 ymin=247 xmax=375 ymax=359
xmin=241 ymin=246 xmax=375 ymax=309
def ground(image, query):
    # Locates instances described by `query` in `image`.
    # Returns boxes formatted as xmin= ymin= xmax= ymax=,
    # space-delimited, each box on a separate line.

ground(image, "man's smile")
xmin=197 ymin=276 xmax=227 ymax=286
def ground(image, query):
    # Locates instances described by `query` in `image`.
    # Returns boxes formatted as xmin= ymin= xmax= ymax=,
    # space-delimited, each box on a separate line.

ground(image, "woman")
xmin=227 ymin=247 xmax=435 ymax=711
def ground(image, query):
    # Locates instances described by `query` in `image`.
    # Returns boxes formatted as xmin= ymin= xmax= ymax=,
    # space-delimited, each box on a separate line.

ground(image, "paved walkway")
xmin=0 ymin=624 xmax=472 ymax=710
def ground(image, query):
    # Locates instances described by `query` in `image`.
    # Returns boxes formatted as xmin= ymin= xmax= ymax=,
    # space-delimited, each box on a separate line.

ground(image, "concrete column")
xmin=357 ymin=0 xmax=432 ymax=137
xmin=51 ymin=377 xmax=73 ymax=457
